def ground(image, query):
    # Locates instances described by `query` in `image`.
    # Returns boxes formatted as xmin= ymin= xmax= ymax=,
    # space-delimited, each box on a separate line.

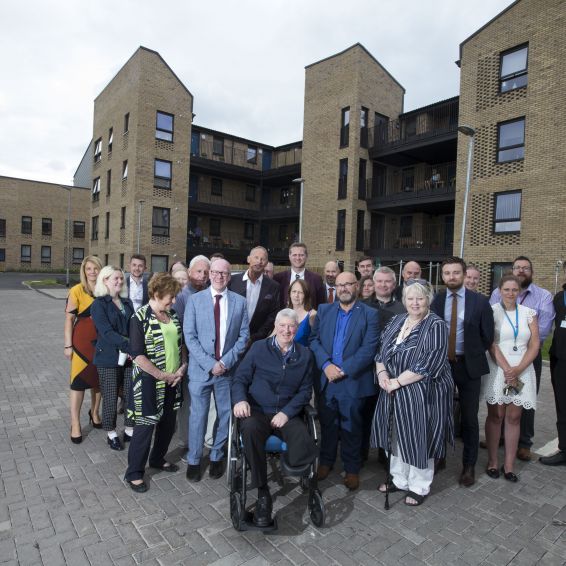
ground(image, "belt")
xmin=449 ymin=355 xmax=465 ymax=363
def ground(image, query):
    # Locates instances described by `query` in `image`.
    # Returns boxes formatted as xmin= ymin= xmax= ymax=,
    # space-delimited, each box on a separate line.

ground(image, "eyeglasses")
xmin=210 ymin=270 xmax=230 ymax=278
xmin=336 ymin=281 xmax=357 ymax=290
xmin=512 ymin=266 xmax=531 ymax=273
xmin=406 ymin=278 xmax=430 ymax=287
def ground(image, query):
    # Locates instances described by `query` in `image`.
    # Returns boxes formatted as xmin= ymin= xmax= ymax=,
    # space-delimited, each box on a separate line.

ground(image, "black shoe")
xmin=501 ymin=465 xmax=518 ymax=482
xmin=123 ymin=433 xmax=132 ymax=443
xmin=70 ymin=432 xmax=83 ymax=444
xmin=459 ymin=465 xmax=475 ymax=487
xmin=88 ymin=410 xmax=102 ymax=429
xmin=126 ymin=479 xmax=148 ymax=493
xmin=486 ymin=467 xmax=500 ymax=479
xmin=253 ymin=493 xmax=273 ymax=527
xmin=209 ymin=460 xmax=225 ymax=479
xmin=107 ymin=436 xmax=123 ymax=451
xmin=539 ymin=451 xmax=566 ymax=466
xmin=151 ymin=463 xmax=179 ymax=473
xmin=186 ymin=464 xmax=201 ymax=482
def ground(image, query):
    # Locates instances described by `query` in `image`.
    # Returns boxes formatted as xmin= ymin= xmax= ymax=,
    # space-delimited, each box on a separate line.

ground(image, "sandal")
xmin=378 ymin=482 xmax=404 ymax=493
xmin=404 ymin=491 xmax=426 ymax=506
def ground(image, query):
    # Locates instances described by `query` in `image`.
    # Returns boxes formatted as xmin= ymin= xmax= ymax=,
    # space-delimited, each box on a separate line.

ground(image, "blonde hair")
xmin=94 ymin=266 xmax=128 ymax=298
xmin=80 ymin=255 xmax=103 ymax=297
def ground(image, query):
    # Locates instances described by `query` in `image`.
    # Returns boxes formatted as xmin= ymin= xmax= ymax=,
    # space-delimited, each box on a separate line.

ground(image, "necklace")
xmin=399 ymin=316 xmax=421 ymax=340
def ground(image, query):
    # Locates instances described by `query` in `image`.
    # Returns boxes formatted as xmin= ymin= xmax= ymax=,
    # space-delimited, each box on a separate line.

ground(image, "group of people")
xmin=64 ymin=243 xmax=565 ymax=525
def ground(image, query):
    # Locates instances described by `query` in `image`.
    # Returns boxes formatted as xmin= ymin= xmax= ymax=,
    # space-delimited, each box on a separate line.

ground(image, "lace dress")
xmin=482 ymin=303 xmax=537 ymax=410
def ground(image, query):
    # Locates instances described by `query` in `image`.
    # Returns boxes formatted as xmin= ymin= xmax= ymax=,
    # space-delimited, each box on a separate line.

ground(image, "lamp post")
xmin=457 ymin=125 xmax=475 ymax=258
xmin=137 ymin=199 xmax=145 ymax=253
xmin=291 ymin=177 xmax=304 ymax=242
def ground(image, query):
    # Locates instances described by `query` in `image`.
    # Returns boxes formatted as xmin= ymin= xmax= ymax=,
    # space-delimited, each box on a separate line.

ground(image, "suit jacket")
xmin=183 ymin=289 xmax=250 ymax=382
xmin=309 ymin=300 xmax=379 ymax=398
xmin=229 ymin=273 xmax=280 ymax=342
xmin=173 ymin=283 xmax=199 ymax=326
xmin=430 ymin=288 xmax=494 ymax=379
xmin=273 ymin=269 xmax=325 ymax=309
xmin=126 ymin=273 xmax=150 ymax=307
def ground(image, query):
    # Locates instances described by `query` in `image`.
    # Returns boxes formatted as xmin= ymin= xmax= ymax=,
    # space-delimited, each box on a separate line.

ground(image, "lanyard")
xmin=501 ymin=304 xmax=519 ymax=351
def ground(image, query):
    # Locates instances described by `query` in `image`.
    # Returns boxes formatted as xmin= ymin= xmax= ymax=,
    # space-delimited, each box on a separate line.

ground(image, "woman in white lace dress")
xmin=482 ymin=274 xmax=540 ymax=482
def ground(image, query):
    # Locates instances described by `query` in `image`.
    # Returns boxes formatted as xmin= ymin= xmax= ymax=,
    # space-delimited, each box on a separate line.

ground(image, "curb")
xmin=23 ymin=282 xmax=67 ymax=300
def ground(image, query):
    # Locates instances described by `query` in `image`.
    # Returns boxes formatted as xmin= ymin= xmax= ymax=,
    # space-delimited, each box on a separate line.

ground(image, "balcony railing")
xmin=189 ymin=190 xmax=260 ymax=212
xmin=369 ymin=98 xmax=458 ymax=151
xmin=187 ymin=231 xmax=257 ymax=251
xmin=365 ymin=223 xmax=454 ymax=256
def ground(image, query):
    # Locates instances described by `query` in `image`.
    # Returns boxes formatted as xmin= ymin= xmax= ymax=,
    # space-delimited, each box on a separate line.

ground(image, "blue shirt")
xmin=322 ymin=306 xmax=354 ymax=370
xmin=444 ymin=286 xmax=465 ymax=355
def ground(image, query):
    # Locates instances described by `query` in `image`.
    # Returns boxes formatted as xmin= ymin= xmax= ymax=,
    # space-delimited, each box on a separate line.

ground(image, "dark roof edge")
xmin=401 ymin=95 xmax=459 ymax=117
xmin=305 ymin=42 xmax=405 ymax=93
xmin=0 ymin=175 xmax=89 ymax=190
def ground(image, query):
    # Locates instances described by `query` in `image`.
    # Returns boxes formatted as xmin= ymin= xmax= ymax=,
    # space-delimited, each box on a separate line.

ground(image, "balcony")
xmin=188 ymin=191 xmax=259 ymax=219
xmin=187 ymin=231 xmax=258 ymax=263
xmin=369 ymin=97 xmax=458 ymax=166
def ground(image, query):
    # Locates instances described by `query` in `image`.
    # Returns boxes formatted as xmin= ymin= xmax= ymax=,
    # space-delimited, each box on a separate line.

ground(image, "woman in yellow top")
xmin=65 ymin=255 xmax=103 ymax=443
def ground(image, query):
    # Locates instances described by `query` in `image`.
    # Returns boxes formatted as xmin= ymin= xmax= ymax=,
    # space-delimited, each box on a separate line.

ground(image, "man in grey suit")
xmin=183 ymin=258 xmax=249 ymax=482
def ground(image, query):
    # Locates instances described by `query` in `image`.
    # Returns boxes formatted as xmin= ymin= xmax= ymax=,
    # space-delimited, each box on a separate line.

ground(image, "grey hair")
xmin=275 ymin=308 xmax=299 ymax=326
xmin=401 ymin=281 xmax=434 ymax=308
xmin=373 ymin=266 xmax=396 ymax=280
xmin=189 ymin=255 xmax=211 ymax=269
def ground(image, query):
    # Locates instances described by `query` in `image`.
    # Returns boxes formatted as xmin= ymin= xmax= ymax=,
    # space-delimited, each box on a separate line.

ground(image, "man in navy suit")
xmin=431 ymin=257 xmax=494 ymax=487
xmin=183 ymin=258 xmax=249 ymax=482
xmin=273 ymin=242 xmax=325 ymax=308
xmin=309 ymin=271 xmax=379 ymax=490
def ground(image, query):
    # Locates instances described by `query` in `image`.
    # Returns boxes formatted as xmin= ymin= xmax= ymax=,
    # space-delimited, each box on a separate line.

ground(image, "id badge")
xmin=561 ymin=320 xmax=566 ymax=329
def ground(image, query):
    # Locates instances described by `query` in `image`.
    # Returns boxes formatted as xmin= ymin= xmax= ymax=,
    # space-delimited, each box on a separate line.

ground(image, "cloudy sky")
xmin=0 ymin=0 xmax=513 ymax=185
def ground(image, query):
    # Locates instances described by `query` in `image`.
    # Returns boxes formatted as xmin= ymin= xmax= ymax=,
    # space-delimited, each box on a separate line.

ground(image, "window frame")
xmin=211 ymin=178 xmax=223 ymax=196
xmin=108 ymin=127 xmax=113 ymax=153
xmin=154 ymin=159 xmax=172 ymax=190
xmin=360 ymin=107 xmax=369 ymax=148
xmin=21 ymin=216 xmax=32 ymax=235
xmin=0 ymin=218 xmax=5 ymax=238
xmin=358 ymin=158 xmax=367 ymax=200
xmin=41 ymin=217 xmax=52 ymax=236
xmin=338 ymin=158 xmax=348 ymax=200
xmin=246 ymin=145 xmax=258 ymax=164
xmin=336 ymin=210 xmax=346 ymax=251
xmin=92 ymin=177 xmax=101 ymax=201
xmin=497 ymin=117 xmax=525 ymax=163
xmin=72 ymin=247 xmax=85 ymax=264
xmin=152 ymin=207 xmax=171 ymax=238
xmin=105 ymin=211 xmax=110 ymax=239
xmin=21 ymin=244 xmax=31 ymax=263
xmin=399 ymin=215 xmax=413 ymax=238
xmin=493 ymin=190 xmax=522 ymax=234
xmin=210 ymin=218 xmax=221 ymax=237
xmin=124 ymin=112 xmax=130 ymax=134
xmin=94 ymin=138 xmax=102 ymax=163
xmin=122 ymin=160 xmax=128 ymax=180
xmin=340 ymin=107 xmax=350 ymax=148
xmin=41 ymin=245 xmax=51 ymax=263
xmin=106 ymin=169 xmax=112 ymax=196
xmin=0 ymin=248 xmax=5 ymax=262
xmin=120 ymin=207 xmax=126 ymax=229
xmin=91 ymin=216 xmax=99 ymax=241
xmin=213 ymin=136 xmax=224 ymax=157
xmin=355 ymin=210 xmax=365 ymax=252
xmin=500 ymin=44 xmax=528 ymax=93
xmin=245 ymin=184 xmax=256 ymax=202
xmin=73 ymin=221 xmax=85 ymax=239
xmin=155 ymin=111 xmax=174 ymax=142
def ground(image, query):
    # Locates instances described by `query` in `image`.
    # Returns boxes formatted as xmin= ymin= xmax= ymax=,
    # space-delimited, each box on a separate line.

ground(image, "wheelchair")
xmin=227 ymin=405 xmax=325 ymax=532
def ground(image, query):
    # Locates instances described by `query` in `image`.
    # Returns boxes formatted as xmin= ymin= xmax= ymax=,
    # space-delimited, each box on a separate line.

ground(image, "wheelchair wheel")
xmin=230 ymin=492 xmax=243 ymax=531
xmin=308 ymin=490 xmax=325 ymax=528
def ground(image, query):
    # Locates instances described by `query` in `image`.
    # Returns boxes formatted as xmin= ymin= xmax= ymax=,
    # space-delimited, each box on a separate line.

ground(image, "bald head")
xmin=210 ymin=258 xmax=231 ymax=292
xmin=324 ymin=261 xmax=340 ymax=286
xmin=402 ymin=261 xmax=422 ymax=283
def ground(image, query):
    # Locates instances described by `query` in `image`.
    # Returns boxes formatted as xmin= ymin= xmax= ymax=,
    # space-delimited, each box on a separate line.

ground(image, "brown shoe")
xmin=517 ymin=447 xmax=532 ymax=461
xmin=459 ymin=465 xmax=475 ymax=487
xmin=317 ymin=465 xmax=332 ymax=481
xmin=343 ymin=473 xmax=359 ymax=491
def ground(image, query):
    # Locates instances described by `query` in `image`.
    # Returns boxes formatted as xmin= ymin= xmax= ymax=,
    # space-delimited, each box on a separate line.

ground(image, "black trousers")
xmin=361 ymin=394 xmax=378 ymax=458
xmin=239 ymin=411 xmax=316 ymax=489
xmin=519 ymin=350 xmax=542 ymax=449
xmin=450 ymin=359 xmax=481 ymax=467
xmin=125 ymin=386 xmax=177 ymax=481
xmin=550 ymin=356 xmax=566 ymax=452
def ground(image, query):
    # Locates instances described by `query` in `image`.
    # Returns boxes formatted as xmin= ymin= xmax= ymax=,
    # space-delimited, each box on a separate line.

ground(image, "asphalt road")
xmin=0 ymin=272 xmax=75 ymax=290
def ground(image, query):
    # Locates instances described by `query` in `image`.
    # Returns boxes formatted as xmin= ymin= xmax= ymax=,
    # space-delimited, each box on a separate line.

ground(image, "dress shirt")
xmin=444 ymin=286 xmax=465 ymax=355
xmin=290 ymin=269 xmax=305 ymax=283
xmin=210 ymin=286 xmax=228 ymax=357
xmin=272 ymin=335 xmax=296 ymax=364
xmin=129 ymin=275 xmax=144 ymax=311
xmin=243 ymin=271 xmax=263 ymax=320
xmin=322 ymin=306 xmax=354 ymax=371
xmin=490 ymin=283 xmax=555 ymax=342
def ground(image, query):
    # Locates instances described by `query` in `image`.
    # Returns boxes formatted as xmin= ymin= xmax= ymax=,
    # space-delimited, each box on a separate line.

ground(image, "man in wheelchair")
xmin=232 ymin=308 xmax=317 ymax=527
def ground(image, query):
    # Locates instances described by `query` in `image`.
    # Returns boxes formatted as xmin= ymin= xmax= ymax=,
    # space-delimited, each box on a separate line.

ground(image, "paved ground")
xmin=1 ymin=288 xmax=565 ymax=566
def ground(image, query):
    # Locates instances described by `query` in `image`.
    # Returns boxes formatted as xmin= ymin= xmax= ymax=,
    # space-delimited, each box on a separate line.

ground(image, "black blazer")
xmin=229 ymin=273 xmax=280 ymax=343
xmin=273 ymin=269 xmax=325 ymax=309
xmin=126 ymin=273 xmax=150 ymax=306
xmin=430 ymin=288 xmax=494 ymax=379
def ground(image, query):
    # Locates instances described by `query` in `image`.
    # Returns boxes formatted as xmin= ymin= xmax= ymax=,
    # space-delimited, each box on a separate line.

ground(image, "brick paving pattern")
xmin=1 ymin=288 xmax=565 ymax=565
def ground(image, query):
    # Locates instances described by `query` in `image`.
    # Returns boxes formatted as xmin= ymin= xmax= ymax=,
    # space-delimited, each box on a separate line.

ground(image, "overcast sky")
xmin=0 ymin=0 xmax=513 ymax=185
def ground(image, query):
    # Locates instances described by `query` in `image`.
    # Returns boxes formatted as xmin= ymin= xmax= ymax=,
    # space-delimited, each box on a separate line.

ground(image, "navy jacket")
xmin=232 ymin=338 xmax=314 ymax=419
xmin=91 ymin=296 xmax=135 ymax=367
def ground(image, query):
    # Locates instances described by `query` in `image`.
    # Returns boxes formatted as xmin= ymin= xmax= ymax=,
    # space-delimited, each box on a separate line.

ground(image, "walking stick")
xmin=384 ymin=390 xmax=396 ymax=511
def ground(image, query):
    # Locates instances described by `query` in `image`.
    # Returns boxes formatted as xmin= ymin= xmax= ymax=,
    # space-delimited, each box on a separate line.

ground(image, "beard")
xmin=338 ymin=292 xmax=355 ymax=305
xmin=518 ymin=274 xmax=532 ymax=289
xmin=445 ymin=281 xmax=463 ymax=290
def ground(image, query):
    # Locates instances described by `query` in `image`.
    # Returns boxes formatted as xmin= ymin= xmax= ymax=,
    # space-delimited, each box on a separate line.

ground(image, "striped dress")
xmin=371 ymin=312 xmax=454 ymax=469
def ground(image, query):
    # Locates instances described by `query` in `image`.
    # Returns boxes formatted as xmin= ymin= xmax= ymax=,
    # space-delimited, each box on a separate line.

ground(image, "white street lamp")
xmin=457 ymin=125 xmax=475 ymax=258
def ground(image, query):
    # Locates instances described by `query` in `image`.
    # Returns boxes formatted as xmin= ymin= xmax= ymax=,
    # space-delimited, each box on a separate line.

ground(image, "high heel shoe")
xmin=70 ymin=427 xmax=83 ymax=444
xmin=89 ymin=410 xmax=102 ymax=429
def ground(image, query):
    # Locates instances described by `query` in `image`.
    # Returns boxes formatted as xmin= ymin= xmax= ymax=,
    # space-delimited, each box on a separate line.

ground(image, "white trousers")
xmin=390 ymin=450 xmax=434 ymax=496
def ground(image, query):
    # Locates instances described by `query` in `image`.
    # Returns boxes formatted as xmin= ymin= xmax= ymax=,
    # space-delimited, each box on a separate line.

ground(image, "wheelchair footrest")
xmin=239 ymin=511 xmax=278 ymax=532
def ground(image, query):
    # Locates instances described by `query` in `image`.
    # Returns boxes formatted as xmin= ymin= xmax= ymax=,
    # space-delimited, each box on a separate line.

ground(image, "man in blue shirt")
xmin=310 ymin=271 xmax=379 ymax=491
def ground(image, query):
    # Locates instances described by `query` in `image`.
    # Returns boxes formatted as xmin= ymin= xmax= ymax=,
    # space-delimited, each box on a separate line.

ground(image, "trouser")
xmin=361 ymin=394 xmax=378 ymax=459
xmin=124 ymin=386 xmax=177 ymax=481
xmin=318 ymin=392 xmax=365 ymax=474
xmin=449 ymin=358 xmax=481 ymax=466
xmin=519 ymin=349 xmax=542 ymax=449
xmin=97 ymin=366 xmax=134 ymax=431
xmin=390 ymin=443 xmax=435 ymax=496
xmin=205 ymin=395 xmax=217 ymax=448
xmin=550 ymin=356 xmax=566 ymax=452
xmin=176 ymin=372 xmax=189 ymax=447
xmin=239 ymin=411 xmax=316 ymax=488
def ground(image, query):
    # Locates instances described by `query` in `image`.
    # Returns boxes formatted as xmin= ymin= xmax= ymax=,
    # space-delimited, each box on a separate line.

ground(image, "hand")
xmin=211 ymin=361 xmax=226 ymax=376
xmin=378 ymin=376 xmax=390 ymax=391
xmin=233 ymin=401 xmax=251 ymax=418
xmin=385 ymin=379 xmax=400 ymax=394
xmin=271 ymin=412 xmax=289 ymax=429
xmin=324 ymin=364 xmax=344 ymax=382
xmin=503 ymin=366 xmax=520 ymax=382
xmin=64 ymin=347 xmax=72 ymax=360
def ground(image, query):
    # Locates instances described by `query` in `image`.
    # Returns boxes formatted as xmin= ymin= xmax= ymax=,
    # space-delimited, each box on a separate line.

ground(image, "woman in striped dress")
xmin=371 ymin=280 xmax=454 ymax=506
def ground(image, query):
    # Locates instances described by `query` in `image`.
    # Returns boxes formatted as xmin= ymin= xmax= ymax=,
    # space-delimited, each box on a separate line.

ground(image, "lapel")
xmin=342 ymin=301 xmax=362 ymax=351
xmin=464 ymin=288 xmax=474 ymax=324
xmin=436 ymin=290 xmax=447 ymax=318
xmin=224 ymin=290 xmax=235 ymax=340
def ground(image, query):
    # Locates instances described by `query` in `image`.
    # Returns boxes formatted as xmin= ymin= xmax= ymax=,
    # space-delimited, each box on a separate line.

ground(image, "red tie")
xmin=328 ymin=288 xmax=334 ymax=303
xmin=214 ymin=294 xmax=222 ymax=360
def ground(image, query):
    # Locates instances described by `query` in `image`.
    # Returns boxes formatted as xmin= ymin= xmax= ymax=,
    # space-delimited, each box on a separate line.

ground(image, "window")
xmin=244 ymin=222 xmax=255 ymax=240
xmin=92 ymin=177 xmax=101 ymax=201
xmin=280 ymin=187 xmax=290 ymax=205
xmin=105 ymin=212 xmax=110 ymax=239
xmin=120 ymin=207 xmax=126 ymax=229
xmin=73 ymin=221 xmax=85 ymax=239
xmin=500 ymin=45 xmax=528 ymax=93
xmin=247 ymin=145 xmax=258 ymax=164
xmin=211 ymin=178 xmax=223 ymax=196
xmin=106 ymin=169 xmax=111 ymax=195
xmin=402 ymin=167 xmax=415 ymax=191
xmin=73 ymin=248 xmax=84 ymax=264
xmin=21 ymin=216 xmax=32 ymax=235
xmin=189 ymin=174 xmax=199 ymax=202
xmin=119 ymin=253 xmax=124 ymax=269
xmin=360 ymin=107 xmax=369 ymax=148
xmin=152 ymin=207 xmax=170 ymax=237
xmin=42 ymin=218 xmax=52 ymax=236
xmin=497 ymin=118 xmax=525 ymax=162
xmin=210 ymin=218 xmax=221 ymax=236
xmin=246 ymin=184 xmax=256 ymax=202
xmin=494 ymin=190 xmax=522 ymax=233
xmin=94 ymin=138 xmax=102 ymax=163
xmin=356 ymin=210 xmax=365 ymax=251
xmin=154 ymin=159 xmax=172 ymax=189
xmin=0 ymin=218 xmax=5 ymax=237
xmin=278 ymin=224 xmax=288 ymax=242
xmin=151 ymin=255 xmax=169 ymax=273
xmin=0 ymin=249 xmax=5 ymax=262
xmin=122 ymin=160 xmax=128 ymax=180
xmin=124 ymin=112 xmax=130 ymax=133
xmin=490 ymin=262 xmax=513 ymax=291
xmin=374 ymin=112 xmax=389 ymax=145
xmin=21 ymin=245 xmax=31 ymax=263
xmin=41 ymin=246 xmax=51 ymax=263
xmin=104 ymin=254 xmax=109 ymax=265
xmin=336 ymin=210 xmax=346 ymax=251
xmin=340 ymin=107 xmax=350 ymax=147
xmin=404 ymin=116 xmax=417 ymax=138
xmin=338 ymin=158 xmax=348 ymax=199
xmin=91 ymin=216 xmax=99 ymax=241
xmin=213 ymin=136 xmax=224 ymax=156
xmin=156 ymin=111 xmax=174 ymax=141
xmin=108 ymin=127 xmax=113 ymax=153
xmin=358 ymin=159 xmax=367 ymax=199
xmin=399 ymin=216 xmax=413 ymax=238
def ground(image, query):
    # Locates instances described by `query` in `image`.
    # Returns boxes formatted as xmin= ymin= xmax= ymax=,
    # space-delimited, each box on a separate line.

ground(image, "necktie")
xmin=448 ymin=292 xmax=457 ymax=361
xmin=214 ymin=294 xmax=222 ymax=360
xmin=328 ymin=287 xmax=334 ymax=303
xmin=295 ymin=273 xmax=300 ymax=280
